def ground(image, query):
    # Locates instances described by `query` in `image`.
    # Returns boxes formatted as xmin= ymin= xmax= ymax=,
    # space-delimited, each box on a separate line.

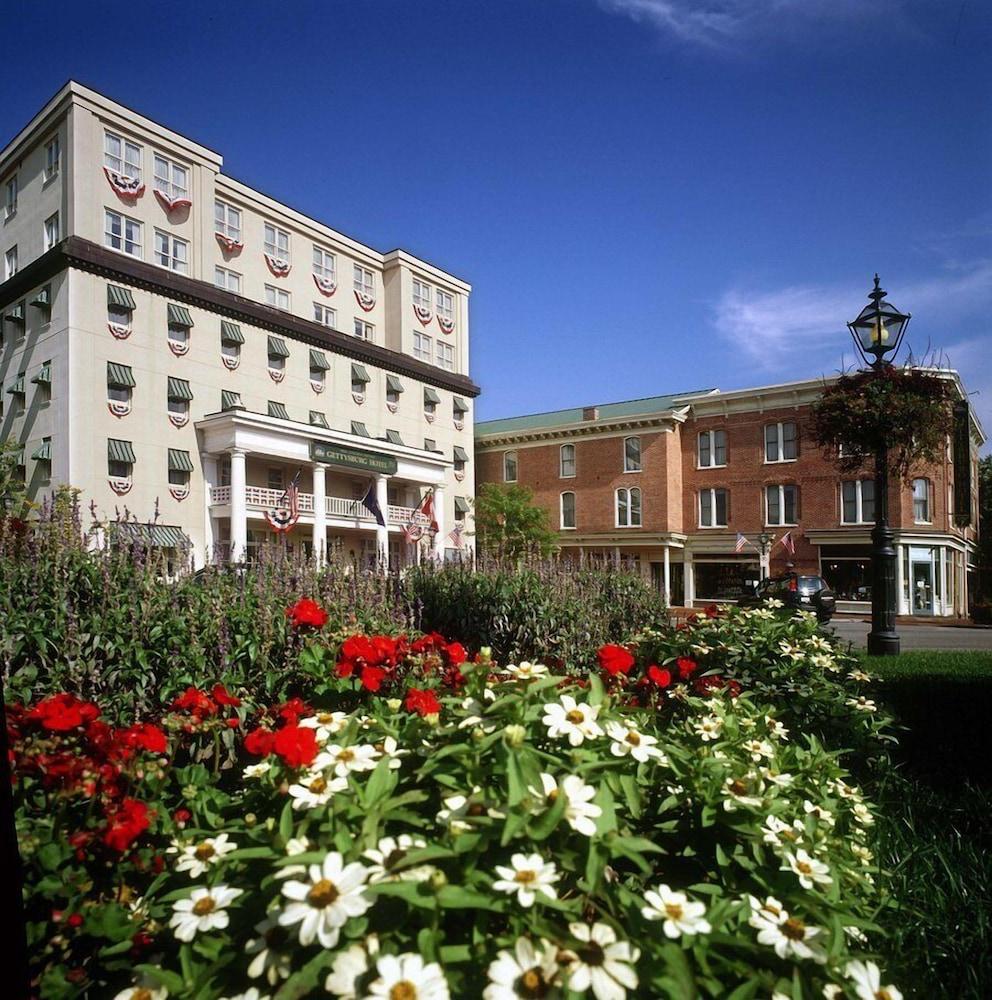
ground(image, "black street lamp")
xmin=847 ymin=275 xmax=911 ymax=656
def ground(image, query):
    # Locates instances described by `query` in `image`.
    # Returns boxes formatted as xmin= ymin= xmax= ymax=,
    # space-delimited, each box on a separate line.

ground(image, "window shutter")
xmin=724 ymin=489 xmax=731 ymax=525
xmin=221 ymin=390 xmax=242 ymax=411
xmin=385 ymin=374 xmax=404 ymax=393
xmin=107 ymin=362 xmax=136 ymax=388
xmin=167 ymin=377 xmax=194 ymax=401
xmin=385 ymin=429 xmax=404 ymax=446
xmin=351 ymin=421 xmax=370 ymax=437
xmin=267 ymin=400 xmax=290 ymax=420
xmin=309 ymin=410 xmax=329 ymax=428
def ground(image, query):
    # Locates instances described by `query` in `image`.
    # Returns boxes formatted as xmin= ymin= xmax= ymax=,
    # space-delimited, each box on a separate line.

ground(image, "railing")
xmin=209 ymin=486 xmax=415 ymax=525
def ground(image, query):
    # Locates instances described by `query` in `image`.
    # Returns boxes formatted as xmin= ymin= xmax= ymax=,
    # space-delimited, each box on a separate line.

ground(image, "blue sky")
xmin=2 ymin=0 xmax=990 ymax=438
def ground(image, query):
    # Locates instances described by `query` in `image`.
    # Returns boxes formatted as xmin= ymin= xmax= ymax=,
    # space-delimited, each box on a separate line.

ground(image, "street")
xmin=827 ymin=618 xmax=992 ymax=651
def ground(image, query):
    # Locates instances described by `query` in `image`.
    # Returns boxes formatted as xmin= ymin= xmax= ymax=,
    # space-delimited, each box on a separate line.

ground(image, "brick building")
xmin=475 ymin=375 xmax=984 ymax=617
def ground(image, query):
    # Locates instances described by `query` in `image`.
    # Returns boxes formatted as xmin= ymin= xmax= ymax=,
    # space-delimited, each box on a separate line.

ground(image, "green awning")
xmin=113 ymin=522 xmax=190 ymax=548
xmin=423 ymin=387 xmax=441 ymax=405
xmin=107 ymin=362 xmax=136 ymax=388
xmin=30 ymin=363 xmax=51 ymax=385
xmin=454 ymin=496 xmax=471 ymax=514
xmin=168 ymin=448 xmax=194 ymax=472
xmin=167 ymin=377 xmax=193 ymax=401
xmin=386 ymin=375 xmax=404 ymax=393
xmin=453 ymin=445 xmax=470 ymax=462
xmin=268 ymin=336 xmax=290 ymax=358
xmin=424 ymin=438 xmax=437 ymax=452
xmin=31 ymin=440 xmax=51 ymax=462
xmin=5 ymin=304 xmax=24 ymax=324
xmin=167 ymin=303 xmax=194 ymax=328
xmin=220 ymin=321 xmax=244 ymax=344
xmin=108 ymin=285 xmax=136 ymax=310
xmin=221 ymin=390 xmax=242 ymax=411
xmin=453 ymin=396 xmax=468 ymax=414
xmin=351 ymin=421 xmax=370 ymax=438
xmin=6 ymin=374 xmax=25 ymax=395
xmin=309 ymin=349 xmax=330 ymax=371
xmin=268 ymin=400 xmax=290 ymax=420
xmin=30 ymin=285 xmax=51 ymax=309
xmin=310 ymin=411 xmax=329 ymax=428
xmin=108 ymin=439 xmax=136 ymax=464
xmin=351 ymin=363 xmax=370 ymax=384
xmin=385 ymin=429 xmax=404 ymax=446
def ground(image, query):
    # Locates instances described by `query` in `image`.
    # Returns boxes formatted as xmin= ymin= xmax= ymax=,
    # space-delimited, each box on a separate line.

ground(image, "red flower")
xmin=405 ymin=687 xmax=442 ymax=717
xmin=647 ymin=665 xmax=672 ymax=688
xmin=676 ymin=656 xmax=697 ymax=680
xmin=171 ymin=687 xmax=217 ymax=718
xmin=66 ymin=913 xmax=83 ymax=929
xmin=272 ymin=724 xmax=318 ymax=768
xmin=244 ymin=728 xmax=276 ymax=756
xmin=372 ymin=635 xmax=402 ymax=667
xmin=443 ymin=642 xmax=467 ymax=667
xmin=410 ymin=632 xmax=446 ymax=655
xmin=287 ymin=597 xmax=329 ymax=629
xmin=597 ymin=644 xmax=635 ymax=677
xmin=211 ymin=684 xmax=241 ymax=707
xmin=360 ymin=666 xmax=387 ymax=692
xmin=172 ymin=808 xmax=191 ymax=825
xmin=273 ymin=697 xmax=312 ymax=725
xmin=340 ymin=634 xmax=380 ymax=667
xmin=28 ymin=693 xmax=100 ymax=731
xmin=119 ymin=723 xmax=168 ymax=754
xmin=102 ymin=798 xmax=150 ymax=852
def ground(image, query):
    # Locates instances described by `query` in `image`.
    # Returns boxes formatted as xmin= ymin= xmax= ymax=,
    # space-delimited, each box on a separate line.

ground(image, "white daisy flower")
xmin=243 ymin=761 xmax=272 ymax=780
xmin=288 ymin=769 xmax=348 ymax=811
xmin=362 ymin=834 xmax=431 ymax=883
xmin=220 ymin=989 xmax=270 ymax=1000
xmin=692 ymin=714 xmax=724 ymax=742
xmin=458 ymin=689 xmax=498 ymax=731
xmin=492 ymin=853 xmax=560 ymax=907
xmin=534 ymin=773 xmax=602 ymax=837
xmin=170 ymin=834 xmax=238 ymax=879
xmin=324 ymin=935 xmax=379 ymax=998
xmin=299 ymin=710 xmax=349 ymax=743
xmin=723 ymin=775 xmax=764 ymax=812
xmin=278 ymin=852 xmax=372 ymax=948
xmin=778 ymin=641 xmax=806 ymax=662
xmin=760 ymin=768 xmax=794 ymax=787
xmin=245 ymin=914 xmax=292 ymax=985
xmin=844 ymin=960 xmax=903 ymax=1000
xmin=364 ymin=953 xmax=450 ymax=1000
xmin=803 ymin=800 xmax=836 ymax=827
xmin=763 ymin=597 xmax=785 ymax=608
xmin=805 ymin=635 xmax=832 ymax=652
xmin=828 ymin=778 xmax=861 ymax=800
xmin=483 ymin=937 xmax=561 ymax=999
xmin=765 ymin=716 xmax=789 ymax=740
xmin=851 ymin=842 xmax=873 ymax=865
xmin=852 ymin=802 xmax=875 ymax=826
xmin=846 ymin=696 xmax=877 ymax=712
xmin=823 ymin=986 xmax=844 ymax=999
xmin=783 ymin=848 xmax=832 ymax=889
xmin=435 ymin=787 xmax=503 ymax=834
xmin=170 ymin=885 xmax=242 ymax=942
xmin=286 ymin=837 xmax=311 ymax=856
xmin=742 ymin=739 xmax=775 ymax=762
xmin=605 ymin=721 xmax=667 ymax=764
xmin=564 ymin=922 xmax=639 ymax=1000
xmin=372 ymin=735 xmax=408 ymax=770
xmin=690 ymin=642 xmax=712 ymax=656
xmin=641 ymin=884 xmax=711 ymax=938
xmin=315 ymin=743 xmax=380 ymax=777
xmin=848 ymin=668 xmax=874 ymax=683
xmin=542 ymin=696 xmax=604 ymax=746
xmin=747 ymin=896 xmax=826 ymax=964
xmin=810 ymin=652 xmax=841 ymax=672
xmin=504 ymin=661 xmax=549 ymax=680
xmin=112 ymin=977 xmax=169 ymax=1000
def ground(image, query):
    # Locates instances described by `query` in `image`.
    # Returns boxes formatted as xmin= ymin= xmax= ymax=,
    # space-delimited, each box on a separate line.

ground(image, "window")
xmin=268 ymin=336 xmax=290 ymax=379
xmin=153 ymin=155 xmax=189 ymax=201
xmin=765 ymin=421 xmax=798 ymax=462
xmin=841 ymin=480 xmax=875 ymax=524
xmin=913 ymin=478 xmax=932 ymax=523
xmin=4 ymin=246 xmax=16 ymax=279
xmin=623 ymin=436 xmax=641 ymax=473
xmin=4 ymin=175 xmax=17 ymax=218
xmin=154 ymin=230 xmax=189 ymax=273
xmin=454 ymin=497 xmax=470 ymax=523
xmin=221 ymin=337 xmax=240 ymax=366
xmin=264 ymin=223 xmax=290 ymax=262
xmin=214 ymin=266 xmax=241 ymax=293
xmin=214 ymin=200 xmax=241 ymax=242
xmin=107 ymin=362 xmax=135 ymax=411
xmin=353 ymin=318 xmax=374 ymax=342
xmin=699 ymin=488 xmax=729 ymax=527
xmin=104 ymin=131 xmax=142 ymax=181
xmin=351 ymin=363 xmax=371 ymax=397
xmin=424 ymin=438 xmax=437 ymax=452
xmin=436 ymin=288 xmax=454 ymax=324
xmin=44 ymin=213 xmax=60 ymax=250
xmin=304 ymin=303 xmax=335 ymax=330
xmin=413 ymin=278 xmax=431 ymax=311
xmin=167 ymin=303 xmax=194 ymax=355
xmin=167 ymin=377 xmax=192 ymax=425
xmin=107 ymin=439 xmax=136 ymax=481
xmin=310 ymin=350 xmax=330 ymax=390
xmin=266 ymin=468 xmax=283 ymax=492
xmin=168 ymin=450 xmax=192 ymax=489
xmin=386 ymin=375 xmax=403 ymax=406
xmin=414 ymin=331 xmax=432 ymax=361
xmin=313 ymin=246 xmax=336 ymax=281
xmin=561 ymin=491 xmax=576 ymax=529
xmin=503 ymin=451 xmax=518 ymax=483
xmin=453 ymin=445 xmax=469 ymax=475
xmin=616 ymin=487 xmax=642 ymax=527
xmin=354 ymin=264 xmax=374 ymax=299
xmin=105 ymin=210 xmax=142 ymax=257
xmin=436 ymin=341 xmax=454 ymax=371
xmin=560 ymin=443 xmax=576 ymax=478
xmin=766 ymin=484 xmax=799 ymax=526
xmin=107 ymin=285 xmax=135 ymax=331
xmin=45 ymin=136 xmax=60 ymax=180
xmin=423 ymin=387 xmax=439 ymax=417
xmin=698 ymin=429 xmax=727 ymax=468
xmin=265 ymin=285 xmax=291 ymax=311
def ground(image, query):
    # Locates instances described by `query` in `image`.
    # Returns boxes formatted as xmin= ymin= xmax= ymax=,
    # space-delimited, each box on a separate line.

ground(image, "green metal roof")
xmin=113 ymin=522 xmax=190 ymax=548
xmin=474 ymin=389 xmax=715 ymax=437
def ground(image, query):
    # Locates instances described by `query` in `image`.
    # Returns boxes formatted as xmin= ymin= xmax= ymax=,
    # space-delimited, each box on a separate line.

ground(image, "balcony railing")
xmin=209 ymin=485 xmax=415 ymax=525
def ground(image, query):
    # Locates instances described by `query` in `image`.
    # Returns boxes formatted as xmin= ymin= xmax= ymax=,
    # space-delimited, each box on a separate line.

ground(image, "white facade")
xmin=0 ymin=82 xmax=478 ymax=567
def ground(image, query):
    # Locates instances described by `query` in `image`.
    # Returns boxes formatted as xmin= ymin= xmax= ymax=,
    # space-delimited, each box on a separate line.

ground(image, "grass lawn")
xmin=859 ymin=649 xmax=992 ymax=682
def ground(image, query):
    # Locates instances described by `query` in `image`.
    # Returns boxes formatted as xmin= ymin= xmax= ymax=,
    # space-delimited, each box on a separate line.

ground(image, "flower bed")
xmin=11 ymin=602 xmax=902 ymax=999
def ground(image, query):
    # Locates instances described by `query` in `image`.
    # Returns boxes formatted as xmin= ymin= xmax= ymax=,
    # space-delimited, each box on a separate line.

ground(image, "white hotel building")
xmin=0 ymin=82 xmax=479 ymax=567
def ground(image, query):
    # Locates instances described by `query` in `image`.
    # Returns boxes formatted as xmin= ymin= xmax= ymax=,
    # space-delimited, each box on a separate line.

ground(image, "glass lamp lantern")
xmin=848 ymin=274 xmax=911 ymax=368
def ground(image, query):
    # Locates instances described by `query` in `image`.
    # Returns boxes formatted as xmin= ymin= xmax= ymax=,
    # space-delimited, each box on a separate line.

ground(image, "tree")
xmin=0 ymin=440 xmax=29 ymax=518
xmin=473 ymin=483 xmax=559 ymax=559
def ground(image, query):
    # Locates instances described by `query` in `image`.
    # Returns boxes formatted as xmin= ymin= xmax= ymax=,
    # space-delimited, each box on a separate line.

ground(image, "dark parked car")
xmin=740 ymin=573 xmax=836 ymax=623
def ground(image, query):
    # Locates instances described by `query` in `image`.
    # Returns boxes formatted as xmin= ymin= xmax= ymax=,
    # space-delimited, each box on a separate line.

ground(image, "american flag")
xmin=735 ymin=532 xmax=748 ymax=553
xmin=780 ymin=530 xmax=795 ymax=556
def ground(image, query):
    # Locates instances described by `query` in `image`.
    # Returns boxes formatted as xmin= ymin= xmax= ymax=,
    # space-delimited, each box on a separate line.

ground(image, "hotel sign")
xmin=310 ymin=441 xmax=397 ymax=475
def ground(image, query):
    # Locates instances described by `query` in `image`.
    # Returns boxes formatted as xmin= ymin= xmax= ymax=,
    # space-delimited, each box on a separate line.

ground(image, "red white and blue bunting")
xmin=404 ymin=490 xmax=438 ymax=544
xmin=103 ymin=167 xmax=144 ymax=200
xmin=265 ymin=254 xmax=292 ymax=277
xmin=215 ymin=233 xmax=244 ymax=254
xmin=108 ymin=322 xmax=131 ymax=341
xmin=413 ymin=304 xmax=433 ymax=325
xmin=354 ymin=289 xmax=376 ymax=312
xmin=264 ymin=473 xmax=301 ymax=533
xmin=313 ymin=274 xmax=337 ymax=297
xmin=154 ymin=189 xmax=192 ymax=214
xmin=437 ymin=315 xmax=455 ymax=335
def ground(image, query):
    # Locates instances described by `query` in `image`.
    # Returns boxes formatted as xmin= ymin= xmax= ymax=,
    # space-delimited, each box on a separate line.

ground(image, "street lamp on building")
xmin=847 ymin=275 xmax=911 ymax=655
xmin=757 ymin=531 xmax=774 ymax=580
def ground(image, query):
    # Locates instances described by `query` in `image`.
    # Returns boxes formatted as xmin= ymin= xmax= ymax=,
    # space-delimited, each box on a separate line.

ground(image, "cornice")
xmin=475 ymin=412 xmax=683 ymax=449
xmin=0 ymin=238 xmax=480 ymax=398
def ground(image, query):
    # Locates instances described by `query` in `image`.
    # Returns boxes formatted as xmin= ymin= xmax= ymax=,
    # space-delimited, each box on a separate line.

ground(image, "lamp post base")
xmin=866 ymin=631 xmax=900 ymax=656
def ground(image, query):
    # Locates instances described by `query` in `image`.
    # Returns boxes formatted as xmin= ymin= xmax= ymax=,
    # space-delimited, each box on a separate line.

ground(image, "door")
xmin=911 ymin=559 xmax=933 ymax=615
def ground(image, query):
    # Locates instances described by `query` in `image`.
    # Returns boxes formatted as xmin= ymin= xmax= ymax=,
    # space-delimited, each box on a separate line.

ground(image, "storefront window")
xmin=821 ymin=558 xmax=872 ymax=601
xmin=694 ymin=561 xmax=756 ymax=600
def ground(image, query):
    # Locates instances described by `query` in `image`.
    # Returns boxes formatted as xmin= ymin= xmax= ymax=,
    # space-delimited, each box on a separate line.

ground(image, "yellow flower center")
xmin=192 ymin=896 xmax=216 ymax=916
xmin=514 ymin=869 xmax=538 ymax=884
xmin=518 ymin=968 xmax=550 ymax=998
xmin=308 ymin=776 xmax=328 ymax=794
xmin=665 ymin=902 xmax=684 ymax=920
xmin=730 ymin=780 xmax=748 ymax=796
xmin=625 ymin=731 xmax=641 ymax=747
xmin=389 ymin=982 xmax=417 ymax=1000
xmin=307 ymin=878 xmax=339 ymax=908
xmin=782 ymin=828 xmax=798 ymax=841
xmin=317 ymin=712 xmax=334 ymax=723
xmin=337 ymin=748 xmax=355 ymax=763
xmin=796 ymin=860 xmax=812 ymax=875
xmin=194 ymin=842 xmax=215 ymax=861
xmin=782 ymin=917 xmax=807 ymax=940
xmin=566 ymin=710 xmax=585 ymax=725
xmin=131 ymin=990 xmax=153 ymax=1000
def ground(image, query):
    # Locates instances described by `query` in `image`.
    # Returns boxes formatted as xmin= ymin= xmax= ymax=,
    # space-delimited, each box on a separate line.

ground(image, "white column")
xmin=375 ymin=474 xmax=390 ymax=568
xmin=684 ymin=550 xmax=695 ymax=607
xmin=201 ymin=453 xmax=218 ymax=568
xmin=432 ymin=484 xmax=446 ymax=560
xmin=894 ymin=542 xmax=905 ymax=615
xmin=230 ymin=448 xmax=247 ymax=563
xmin=312 ymin=463 xmax=326 ymax=567
xmin=663 ymin=545 xmax=671 ymax=605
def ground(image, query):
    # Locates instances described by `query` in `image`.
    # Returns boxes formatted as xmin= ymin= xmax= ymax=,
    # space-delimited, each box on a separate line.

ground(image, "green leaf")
xmin=527 ymin=786 xmax=567 ymax=841
xmin=364 ymin=755 xmax=398 ymax=807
